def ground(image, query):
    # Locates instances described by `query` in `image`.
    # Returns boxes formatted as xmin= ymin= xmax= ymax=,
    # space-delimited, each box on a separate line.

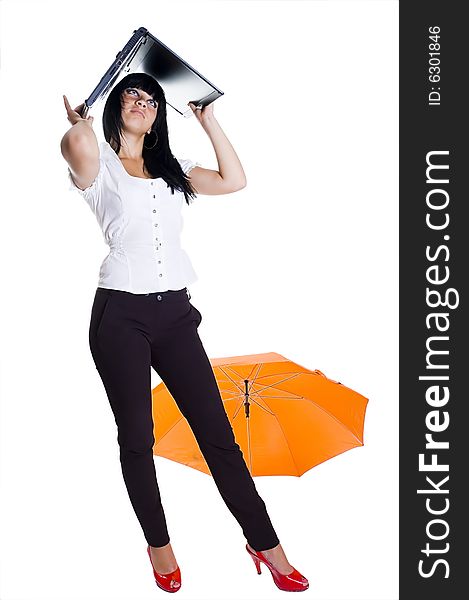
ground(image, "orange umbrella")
xmin=151 ymin=352 xmax=369 ymax=477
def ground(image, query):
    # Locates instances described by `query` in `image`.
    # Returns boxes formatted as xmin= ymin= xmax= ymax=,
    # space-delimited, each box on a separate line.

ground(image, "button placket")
xmin=151 ymin=180 xmax=164 ymax=282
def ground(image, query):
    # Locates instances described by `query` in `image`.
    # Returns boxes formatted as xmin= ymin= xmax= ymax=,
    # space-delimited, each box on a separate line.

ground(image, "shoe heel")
xmin=245 ymin=543 xmax=309 ymax=592
xmin=249 ymin=552 xmax=262 ymax=574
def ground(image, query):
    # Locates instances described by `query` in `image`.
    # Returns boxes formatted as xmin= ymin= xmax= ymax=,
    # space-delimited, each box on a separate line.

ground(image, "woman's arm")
xmin=61 ymin=95 xmax=100 ymax=191
xmin=186 ymin=102 xmax=247 ymax=196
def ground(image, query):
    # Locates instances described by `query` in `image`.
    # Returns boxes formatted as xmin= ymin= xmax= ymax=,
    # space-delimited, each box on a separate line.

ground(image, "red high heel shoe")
xmin=246 ymin=544 xmax=309 ymax=592
xmin=147 ymin=545 xmax=181 ymax=593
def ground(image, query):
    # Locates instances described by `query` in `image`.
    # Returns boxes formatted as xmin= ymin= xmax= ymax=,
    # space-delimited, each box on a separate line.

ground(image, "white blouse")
xmin=67 ymin=140 xmax=202 ymax=294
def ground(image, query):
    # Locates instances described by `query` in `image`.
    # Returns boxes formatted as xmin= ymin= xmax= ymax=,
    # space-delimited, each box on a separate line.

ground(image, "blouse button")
xmin=153 ymin=209 xmax=156 ymax=213
xmin=153 ymin=195 xmax=156 ymax=198
xmin=159 ymin=274 xmax=163 ymax=277
xmin=154 ymin=223 xmax=158 ymax=227
xmin=151 ymin=182 xmax=154 ymax=186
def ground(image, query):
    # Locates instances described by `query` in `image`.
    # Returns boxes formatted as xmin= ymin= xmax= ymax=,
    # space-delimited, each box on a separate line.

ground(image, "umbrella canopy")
xmin=151 ymin=352 xmax=369 ymax=477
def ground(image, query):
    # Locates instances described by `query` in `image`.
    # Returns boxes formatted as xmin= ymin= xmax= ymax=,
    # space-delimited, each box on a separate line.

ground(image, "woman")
xmin=61 ymin=72 xmax=308 ymax=593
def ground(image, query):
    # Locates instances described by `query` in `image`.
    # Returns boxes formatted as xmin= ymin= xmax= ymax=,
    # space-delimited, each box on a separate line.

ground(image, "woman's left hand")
xmin=187 ymin=101 xmax=214 ymax=125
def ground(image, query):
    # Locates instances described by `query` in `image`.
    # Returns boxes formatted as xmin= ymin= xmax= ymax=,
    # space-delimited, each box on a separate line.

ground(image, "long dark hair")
xmin=102 ymin=73 xmax=197 ymax=205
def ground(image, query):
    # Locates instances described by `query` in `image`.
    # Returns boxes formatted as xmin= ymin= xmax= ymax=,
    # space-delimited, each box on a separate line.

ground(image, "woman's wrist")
xmin=63 ymin=119 xmax=97 ymax=149
xmin=200 ymin=114 xmax=218 ymax=130
xmin=74 ymin=118 xmax=93 ymax=128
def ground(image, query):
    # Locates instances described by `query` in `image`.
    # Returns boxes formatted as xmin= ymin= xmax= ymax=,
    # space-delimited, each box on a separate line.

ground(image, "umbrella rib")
xmin=270 ymin=411 xmax=300 ymax=477
xmin=247 ymin=395 xmax=276 ymax=415
xmin=218 ymin=388 xmax=243 ymax=396
xmin=251 ymin=370 xmax=310 ymax=383
xmin=232 ymin=397 xmax=245 ymax=420
xmin=252 ymin=394 xmax=304 ymax=399
xmin=217 ymin=366 xmax=246 ymax=395
xmin=252 ymin=370 xmax=306 ymax=380
xmin=252 ymin=373 xmax=303 ymax=394
xmin=221 ymin=363 xmax=262 ymax=387
xmin=248 ymin=363 xmax=264 ymax=393
xmin=262 ymin=383 xmax=364 ymax=444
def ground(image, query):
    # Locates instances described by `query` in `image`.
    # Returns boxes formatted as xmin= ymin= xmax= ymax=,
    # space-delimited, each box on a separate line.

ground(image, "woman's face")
xmin=120 ymin=86 xmax=159 ymax=133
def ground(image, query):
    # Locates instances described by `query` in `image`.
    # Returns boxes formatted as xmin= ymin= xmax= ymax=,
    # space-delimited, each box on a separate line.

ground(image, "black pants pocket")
xmin=190 ymin=302 xmax=202 ymax=327
xmin=90 ymin=289 xmax=112 ymax=338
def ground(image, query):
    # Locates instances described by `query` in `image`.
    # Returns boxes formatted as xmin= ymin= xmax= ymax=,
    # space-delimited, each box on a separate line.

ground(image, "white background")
xmin=0 ymin=1 xmax=398 ymax=599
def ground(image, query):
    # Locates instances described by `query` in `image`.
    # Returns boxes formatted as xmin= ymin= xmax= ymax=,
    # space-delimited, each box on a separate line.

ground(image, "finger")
xmin=63 ymin=95 xmax=81 ymax=117
xmin=63 ymin=95 xmax=71 ymax=112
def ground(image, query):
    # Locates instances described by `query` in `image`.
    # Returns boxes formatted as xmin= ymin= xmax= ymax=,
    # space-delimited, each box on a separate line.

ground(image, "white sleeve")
xmin=177 ymin=158 xmax=202 ymax=175
xmin=67 ymin=145 xmax=107 ymax=211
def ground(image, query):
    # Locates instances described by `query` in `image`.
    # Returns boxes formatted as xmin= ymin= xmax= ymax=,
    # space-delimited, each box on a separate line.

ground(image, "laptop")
xmin=81 ymin=26 xmax=224 ymax=119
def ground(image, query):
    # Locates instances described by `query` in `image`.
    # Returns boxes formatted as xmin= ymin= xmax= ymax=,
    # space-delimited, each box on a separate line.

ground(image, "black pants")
xmin=88 ymin=286 xmax=280 ymax=551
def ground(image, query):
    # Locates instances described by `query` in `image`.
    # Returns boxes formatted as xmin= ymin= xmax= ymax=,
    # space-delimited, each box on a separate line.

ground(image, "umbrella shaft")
xmin=244 ymin=379 xmax=250 ymax=417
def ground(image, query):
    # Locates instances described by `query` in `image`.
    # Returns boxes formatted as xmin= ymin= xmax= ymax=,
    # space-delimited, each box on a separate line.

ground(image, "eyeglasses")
xmin=123 ymin=88 xmax=158 ymax=109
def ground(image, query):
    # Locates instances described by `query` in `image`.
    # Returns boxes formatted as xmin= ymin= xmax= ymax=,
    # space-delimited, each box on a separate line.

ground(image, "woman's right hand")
xmin=63 ymin=94 xmax=94 ymax=126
